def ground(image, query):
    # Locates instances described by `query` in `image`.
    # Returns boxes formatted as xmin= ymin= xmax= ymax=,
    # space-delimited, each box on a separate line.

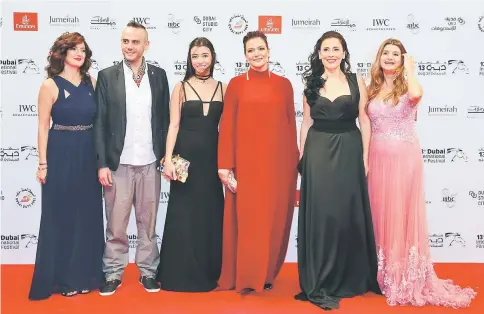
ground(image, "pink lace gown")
xmin=367 ymin=94 xmax=477 ymax=308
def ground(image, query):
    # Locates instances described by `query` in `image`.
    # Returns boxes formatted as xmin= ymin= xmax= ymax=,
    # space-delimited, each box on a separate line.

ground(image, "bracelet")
xmin=39 ymin=162 xmax=47 ymax=165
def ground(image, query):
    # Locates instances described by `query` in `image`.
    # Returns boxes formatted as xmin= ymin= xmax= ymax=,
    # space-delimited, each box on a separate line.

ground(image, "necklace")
xmin=194 ymin=73 xmax=210 ymax=84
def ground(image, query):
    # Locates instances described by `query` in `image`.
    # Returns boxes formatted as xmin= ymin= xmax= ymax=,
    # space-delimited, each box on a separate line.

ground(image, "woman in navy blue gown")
xmin=29 ymin=32 xmax=104 ymax=300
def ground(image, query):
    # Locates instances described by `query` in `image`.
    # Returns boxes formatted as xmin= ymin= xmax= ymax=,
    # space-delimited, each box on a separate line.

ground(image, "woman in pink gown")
xmin=366 ymin=38 xmax=477 ymax=308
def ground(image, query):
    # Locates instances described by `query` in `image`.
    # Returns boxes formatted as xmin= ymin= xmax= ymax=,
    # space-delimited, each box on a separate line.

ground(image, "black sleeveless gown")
xmin=29 ymin=76 xmax=105 ymax=300
xmin=296 ymin=73 xmax=381 ymax=309
xmin=156 ymin=81 xmax=224 ymax=292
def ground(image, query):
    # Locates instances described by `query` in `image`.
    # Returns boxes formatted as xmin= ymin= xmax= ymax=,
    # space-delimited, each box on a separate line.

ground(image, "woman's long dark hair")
xmin=183 ymin=37 xmax=216 ymax=81
xmin=303 ymin=31 xmax=351 ymax=105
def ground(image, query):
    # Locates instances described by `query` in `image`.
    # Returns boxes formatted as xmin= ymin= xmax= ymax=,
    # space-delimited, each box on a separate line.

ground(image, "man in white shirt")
xmin=94 ymin=21 xmax=170 ymax=296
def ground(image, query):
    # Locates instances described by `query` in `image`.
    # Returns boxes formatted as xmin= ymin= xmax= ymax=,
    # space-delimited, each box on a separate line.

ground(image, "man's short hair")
xmin=126 ymin=20 xmax=146 ymax=30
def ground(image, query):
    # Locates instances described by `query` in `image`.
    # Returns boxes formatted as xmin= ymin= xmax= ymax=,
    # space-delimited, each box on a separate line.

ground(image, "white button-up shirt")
xmin=119 ymin=61 xmax=156 ymax=166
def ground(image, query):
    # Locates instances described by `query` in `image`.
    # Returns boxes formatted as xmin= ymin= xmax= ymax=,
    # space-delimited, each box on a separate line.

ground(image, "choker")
xmin=194 ymin=74 xmax=211 ymax=83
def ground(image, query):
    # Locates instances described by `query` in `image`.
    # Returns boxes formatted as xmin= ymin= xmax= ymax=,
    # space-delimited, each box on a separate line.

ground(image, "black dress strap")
xmin=185 ymin=81 xmax=203 ymax=101
xmin=209 ymin=82 xmax=221 ymax=102
xmin=220 ymin=82 xmax=224 ymax=102
xmin=181 ymin=81 xmax=188 ymax=101
xmin=347 ymin=73 xmax=360 ymax=105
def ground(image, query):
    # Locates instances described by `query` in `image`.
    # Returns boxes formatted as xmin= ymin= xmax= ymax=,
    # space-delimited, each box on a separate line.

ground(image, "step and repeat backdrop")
xmin=1 ymin=0 xmax=484 ymax=264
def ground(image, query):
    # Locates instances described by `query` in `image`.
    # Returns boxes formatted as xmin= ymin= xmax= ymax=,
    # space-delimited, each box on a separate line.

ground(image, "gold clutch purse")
xmin=160 ymin=155 xmax=190 ymax=183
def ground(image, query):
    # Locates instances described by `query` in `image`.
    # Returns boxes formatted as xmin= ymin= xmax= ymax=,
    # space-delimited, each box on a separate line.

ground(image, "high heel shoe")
xmin=239 ymin=288 xmax=255 ymax=296
xmin=294 ymin=292 xmax=309 ymax=301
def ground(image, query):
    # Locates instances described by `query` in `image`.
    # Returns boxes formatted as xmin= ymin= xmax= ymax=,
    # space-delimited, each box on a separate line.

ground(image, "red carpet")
xmin=1 ymin=263 xmax=482 ymax=314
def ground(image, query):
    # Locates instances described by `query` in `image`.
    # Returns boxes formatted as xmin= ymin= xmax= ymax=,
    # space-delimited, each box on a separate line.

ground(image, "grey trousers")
xmin=102 ymin=162 xmax=161 ymax=281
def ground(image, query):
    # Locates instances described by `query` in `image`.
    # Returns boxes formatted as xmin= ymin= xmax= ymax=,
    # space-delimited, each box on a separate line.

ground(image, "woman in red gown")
xmin=217 ymin=31 xmax=299 ymax=294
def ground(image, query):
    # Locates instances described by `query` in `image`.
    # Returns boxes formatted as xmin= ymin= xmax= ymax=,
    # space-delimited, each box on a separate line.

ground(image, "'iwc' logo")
xmin=16 ymin=188 xmax=36 ymax=208
xmin=229 ymin=14 xmax=248 ymax=35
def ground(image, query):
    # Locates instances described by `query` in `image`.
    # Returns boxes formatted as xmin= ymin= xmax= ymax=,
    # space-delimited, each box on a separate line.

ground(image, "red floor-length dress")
xmin=217 ymin=67 xmax=299 ymax=292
